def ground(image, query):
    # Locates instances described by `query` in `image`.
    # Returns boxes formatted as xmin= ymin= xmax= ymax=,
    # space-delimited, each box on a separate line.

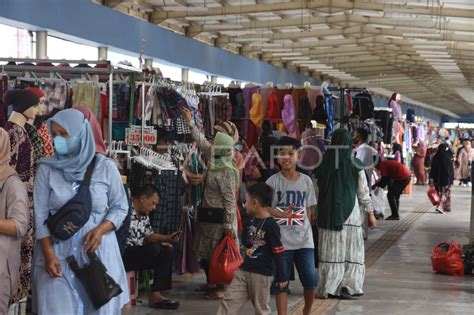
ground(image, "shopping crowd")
xmin=0 ymin=87 xmax=472 ymax=315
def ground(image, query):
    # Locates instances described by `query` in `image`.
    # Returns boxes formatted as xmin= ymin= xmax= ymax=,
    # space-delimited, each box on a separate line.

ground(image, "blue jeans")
xmin=272 ymin=248 xmax=317 ymax=293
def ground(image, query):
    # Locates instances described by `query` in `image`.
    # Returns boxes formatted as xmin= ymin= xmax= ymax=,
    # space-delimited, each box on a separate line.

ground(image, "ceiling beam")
xmin=151 ymin=0 xmax=474 ymax=22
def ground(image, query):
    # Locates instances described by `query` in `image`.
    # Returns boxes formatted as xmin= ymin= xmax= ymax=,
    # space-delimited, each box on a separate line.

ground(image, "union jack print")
xmin=275 ymin=207 xmax=305 ymax=226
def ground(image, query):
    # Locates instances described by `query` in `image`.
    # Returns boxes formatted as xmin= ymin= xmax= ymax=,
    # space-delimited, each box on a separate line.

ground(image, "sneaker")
xmin=468 ymin=182 xmax=472 ymax=187
xmin=462 ymin=184 xmax=467 ymax=188
xmin=436 ymin=208 xmax=445 ymax=214
xmin=444 ymin=208 xmax=452 ymax=212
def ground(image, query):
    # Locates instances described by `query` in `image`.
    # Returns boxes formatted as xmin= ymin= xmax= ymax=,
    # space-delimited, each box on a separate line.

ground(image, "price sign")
xmin=125 ymin=125 xmax=157 ymax=145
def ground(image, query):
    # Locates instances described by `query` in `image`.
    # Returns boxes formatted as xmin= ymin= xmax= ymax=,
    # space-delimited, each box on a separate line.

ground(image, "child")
xmin=266 ymin=137 xmax=317 ymax=315
xmin=217 ymin=183 xmax=288 ymax=315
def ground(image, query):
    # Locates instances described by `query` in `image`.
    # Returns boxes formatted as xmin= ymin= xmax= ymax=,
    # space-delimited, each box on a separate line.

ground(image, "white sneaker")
xmin=462 ymin=184 xmax=467 ymax=188
xmin=468 ymin=182 xmax=472 ymax=187
xmin=436 ymin=208 xmax=445 ymax=214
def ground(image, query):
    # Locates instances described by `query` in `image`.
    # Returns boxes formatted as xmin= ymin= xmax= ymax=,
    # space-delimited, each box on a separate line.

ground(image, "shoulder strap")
xmin=82 ymin=156 xmax=97 ymax=186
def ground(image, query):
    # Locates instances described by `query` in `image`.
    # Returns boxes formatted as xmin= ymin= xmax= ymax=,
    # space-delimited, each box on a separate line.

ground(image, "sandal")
xmin=204 ymin=291 xmax=224 ymax=300
xmin=195 ymin=284 xmax=211 ymax=292
xmin=150 ymin=299 xmax=180 ymax=310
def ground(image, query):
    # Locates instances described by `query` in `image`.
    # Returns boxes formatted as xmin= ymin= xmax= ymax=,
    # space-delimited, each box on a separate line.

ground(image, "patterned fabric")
xmin=436 ymin=186 xmax=451 ymax=212
xmin=126 ymin=207 xmax=154 ymax=247
xmin=3 ymin=121 xmax=31 ymax=183
xmin=150 ymin=170 xmax=184 ymax=235
xmin=317 ymin=171 xmax=373 ymax=297
xmin=40 ymin=82 xmax=69 ymax=114
xmin=25 ymin=123 xmax=44 ymax=191
xmin=37 ymin=122 xmax=54 ymax=157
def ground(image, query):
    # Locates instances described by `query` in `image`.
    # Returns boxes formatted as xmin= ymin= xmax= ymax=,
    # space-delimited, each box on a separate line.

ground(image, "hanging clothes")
xmin=242 ymin=87 xmax=257 ymax=138
xmin=282 ymin=95 xmax=297 ymax=137
xmin=72 ymin=82 xmax=100 ymax=116
xmin=177 ymin=206 xmax=200 ymax=274
xmin=259 ymin=87 xmax=273 ymax=115
xmin=247 ymin=93 xmax=264 ymax=149
xmin=40 ymin=82 xmax=69 ymax=115
xmin=3 ymin=121 xmax=31 ymax=183
xmin=150 ymin=170 xmax=184 ymax=235
xmin=323 ymin=88 xmax=334 ymax=136
xmin=0 ymin=76 xmax=8 ymax=126
xmin=308 ymin=88 xmax=323 ymax=111
xmin=298 ymin=94 xmax=313 ymax=134
xmin=266 ymin=91 xmax=279 ymax=124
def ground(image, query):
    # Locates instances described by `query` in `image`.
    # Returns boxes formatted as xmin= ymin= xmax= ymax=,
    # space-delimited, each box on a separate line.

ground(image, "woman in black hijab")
xmin=429 ymin=143 xmax=454 ymax=214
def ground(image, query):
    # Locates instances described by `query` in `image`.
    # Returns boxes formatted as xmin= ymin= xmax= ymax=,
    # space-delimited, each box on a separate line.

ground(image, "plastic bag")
xmin=427 ymin=186 xmax=440 ymax=206
xmin=431 ymin=241 xmax=464 ymax=276
xmin=209 ymin=235 xmax=244 ymax=284
xmin=372 ymin=187 xmax=386 ymax=216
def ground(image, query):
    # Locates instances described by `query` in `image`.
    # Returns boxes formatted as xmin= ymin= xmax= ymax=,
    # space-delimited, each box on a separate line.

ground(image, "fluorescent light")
xmin=272 ymin=52 xmax=302 ymax=57
xmin=186 ymin=15 xmax=232 ymax=21
xmin=282 ymin=56 xmax=311 ymax=61
xmin=163 ymin=6 xmax=209 ymax=12
xmin=413 ymin=45 xmax=448 ymax=49
xmin=249 ymin=43 xmax=280 ymax=47
xmin=404 ymin=33 xmax=441 ymax=38
xmin=205 ymin=24 xmax=244 ymax=30
xmin=234 ymin=37 xmax=270 ymax=42
xmin=261 ymin=48 xmax=293 ymax=52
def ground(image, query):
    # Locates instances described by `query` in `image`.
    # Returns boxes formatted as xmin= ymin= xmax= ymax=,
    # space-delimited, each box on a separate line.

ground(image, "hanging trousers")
xmin=123 ymin=243 xmax=173 ymax=292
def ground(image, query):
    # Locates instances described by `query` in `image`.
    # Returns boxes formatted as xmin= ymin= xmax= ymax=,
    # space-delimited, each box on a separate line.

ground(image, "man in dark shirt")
xmin=123 ymin=184 xmax=181 ymax=309
xmin=373 ymin=159 xmax=412 ymax=220
xmin=218 ymin=183 xmax=288 ymax=315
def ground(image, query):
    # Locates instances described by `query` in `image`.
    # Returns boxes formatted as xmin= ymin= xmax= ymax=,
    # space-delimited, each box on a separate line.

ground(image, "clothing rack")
xmin=0 ymin=58 xmax=141 ymax=151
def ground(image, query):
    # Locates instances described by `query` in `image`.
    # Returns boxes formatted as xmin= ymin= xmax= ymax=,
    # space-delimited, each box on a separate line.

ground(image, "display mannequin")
xmin=3 ymin=89 xmax=39 ymax=304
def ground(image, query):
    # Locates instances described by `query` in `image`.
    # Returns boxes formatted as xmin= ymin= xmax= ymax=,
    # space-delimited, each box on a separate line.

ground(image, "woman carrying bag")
xmin=429 ymin=143 xmax=454 ymax=214
xmin=33 ymin=109 xmax=129 ymax=315
xmin=181 ymin=108 xmax=239 ymax=300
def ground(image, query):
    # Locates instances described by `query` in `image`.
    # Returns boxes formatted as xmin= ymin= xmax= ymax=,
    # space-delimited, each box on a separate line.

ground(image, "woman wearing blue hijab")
xmin=33 ymin=109 xmax=129 ymax=314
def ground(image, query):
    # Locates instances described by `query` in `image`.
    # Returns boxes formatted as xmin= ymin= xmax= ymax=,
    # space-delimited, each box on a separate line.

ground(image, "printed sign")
xmin=125 ymin=125 xmax=157 ymax=145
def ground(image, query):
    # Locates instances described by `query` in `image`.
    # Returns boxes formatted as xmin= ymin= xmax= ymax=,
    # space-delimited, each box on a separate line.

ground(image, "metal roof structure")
xmin=98 ymin=0 xmax=474 ymax=116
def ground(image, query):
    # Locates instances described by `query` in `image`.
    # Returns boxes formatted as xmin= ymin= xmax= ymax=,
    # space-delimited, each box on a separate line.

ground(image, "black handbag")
xmin=67 ymin=252 xmax=123 ymax=309
xmin=197 ymin=174 xmax=225 ymax=224
xmin=45 ymin=157 xmax=96 ymax=240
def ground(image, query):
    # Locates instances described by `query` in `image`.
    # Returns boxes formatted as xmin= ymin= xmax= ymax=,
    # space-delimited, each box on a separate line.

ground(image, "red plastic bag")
xmin=209 ymin=235 xmax=244 ymax=284
xmin=431 ymin=241 xmax=464 ymax=276
xmin=427 ymin=186 xmax=440 ymax=206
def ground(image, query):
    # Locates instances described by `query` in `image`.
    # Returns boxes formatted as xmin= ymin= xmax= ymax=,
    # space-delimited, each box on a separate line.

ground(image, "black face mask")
xmin=353 ymin=137 xmax=359 ymax=144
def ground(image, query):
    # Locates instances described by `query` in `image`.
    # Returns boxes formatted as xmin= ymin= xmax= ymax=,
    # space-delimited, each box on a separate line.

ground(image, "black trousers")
xmin=387 ymin=177 xmax=411 ymax=217
xmin=123 ymin=243 xmax=173 ymax=292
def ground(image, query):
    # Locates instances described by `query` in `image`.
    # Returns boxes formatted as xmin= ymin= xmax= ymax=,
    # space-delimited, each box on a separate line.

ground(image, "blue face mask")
xmin=235 ymin=144 xmax=243 ymax=152
xmin=54 ymin=135 xmax=78 ymax=156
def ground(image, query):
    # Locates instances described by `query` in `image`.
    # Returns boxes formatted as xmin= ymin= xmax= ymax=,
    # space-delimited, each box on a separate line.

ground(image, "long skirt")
xmin=318 ymin=205 xmax=365 ymax=297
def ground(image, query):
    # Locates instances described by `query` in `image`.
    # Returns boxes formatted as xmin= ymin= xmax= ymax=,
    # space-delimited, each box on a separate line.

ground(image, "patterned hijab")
xmin=40 ymin=109 xmax=96 ymax=182
xmin=0 ymin=128 xmax=16 ymax=179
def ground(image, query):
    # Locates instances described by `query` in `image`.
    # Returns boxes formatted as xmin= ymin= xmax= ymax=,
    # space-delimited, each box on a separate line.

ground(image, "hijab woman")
xmin=181 ymin=108 xmax=239 ymax=300
xmin=315 ymin=129 xmax=376 ymax=299
xmin=0 ymin=129 xmax=29 ymax=313
xmin=33 ymin=109 xmax=129 ymax=314
xmin=412 ymin=141 xmax=427 ymax=185
xmin=429 ymin=143 xmax=454 ymax=214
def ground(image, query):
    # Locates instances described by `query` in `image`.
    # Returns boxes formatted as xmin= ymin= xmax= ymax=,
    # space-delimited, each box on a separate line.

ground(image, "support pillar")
xmin=181 ymin=68 xmax=189 ymax=82
xmin=98 ymin=47 xmax=108 ymax=60
xmin=211 ymin=75 xmax=218 ymax=84
xmin=36 ymin=31 xmax=47 ymax=59
xmin=144 ymin=58 xmax=153 ymax=70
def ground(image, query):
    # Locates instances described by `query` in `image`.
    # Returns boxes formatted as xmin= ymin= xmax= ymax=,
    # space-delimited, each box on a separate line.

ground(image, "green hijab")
xmin=209 ymin=132 xmax=240 ymax=188
xmin=315 ymin=128 xmax=363 ymax=231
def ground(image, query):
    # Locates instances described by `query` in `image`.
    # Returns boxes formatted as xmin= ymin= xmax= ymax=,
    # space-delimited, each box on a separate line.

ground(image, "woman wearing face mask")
xmin=33 ymin=109 xmax=129 ymax=315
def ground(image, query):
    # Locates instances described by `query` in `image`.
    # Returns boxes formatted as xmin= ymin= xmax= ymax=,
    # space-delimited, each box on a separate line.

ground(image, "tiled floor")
xmin=123 ymin=185 xmax=474 ymax=315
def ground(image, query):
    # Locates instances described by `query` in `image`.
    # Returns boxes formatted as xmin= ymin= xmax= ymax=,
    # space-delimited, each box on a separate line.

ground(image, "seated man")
xmin=123 ymin=184 xmax=181 ymax=310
